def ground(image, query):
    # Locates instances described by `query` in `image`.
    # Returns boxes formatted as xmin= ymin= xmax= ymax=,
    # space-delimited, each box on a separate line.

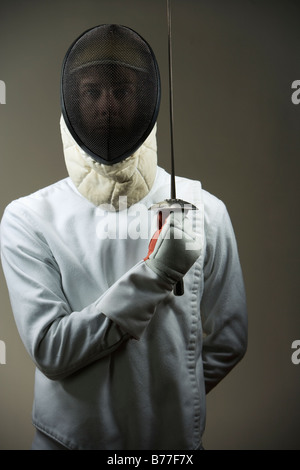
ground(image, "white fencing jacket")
xmin=0 ymin=163 xmax=247 ymax=450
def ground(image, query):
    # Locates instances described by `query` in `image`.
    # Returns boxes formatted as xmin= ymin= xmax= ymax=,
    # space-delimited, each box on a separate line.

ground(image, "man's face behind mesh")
xmin=70 ymin=64 xmax=153 ymax=161
xmin=78 ymin=65 xmax=139 ymax=136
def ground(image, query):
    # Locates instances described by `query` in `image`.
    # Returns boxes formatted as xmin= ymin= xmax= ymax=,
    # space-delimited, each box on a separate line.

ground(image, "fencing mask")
xmin=61 ymin=24 xmax=161 ymax=165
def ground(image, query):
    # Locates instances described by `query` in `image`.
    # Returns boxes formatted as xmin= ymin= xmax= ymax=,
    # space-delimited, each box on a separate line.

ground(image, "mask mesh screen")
xmin=61 ymin=24 xmax=160 ymax=164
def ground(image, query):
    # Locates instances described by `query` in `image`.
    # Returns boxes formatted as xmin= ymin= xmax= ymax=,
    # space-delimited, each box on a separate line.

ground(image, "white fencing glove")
xmin=144 ymin=211 xmax=201 ymax=285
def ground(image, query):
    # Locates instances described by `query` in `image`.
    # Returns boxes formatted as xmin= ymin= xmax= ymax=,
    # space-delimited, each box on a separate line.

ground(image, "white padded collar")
xmin=60 ymin=115 xmax=158 ymax=210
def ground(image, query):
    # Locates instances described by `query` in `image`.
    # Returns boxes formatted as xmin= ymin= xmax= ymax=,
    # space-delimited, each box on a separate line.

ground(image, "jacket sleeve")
xmin=201 ymin=198 xmax=248 ymax=394
xmin=0 ymin=202 xmax=173 ymax=381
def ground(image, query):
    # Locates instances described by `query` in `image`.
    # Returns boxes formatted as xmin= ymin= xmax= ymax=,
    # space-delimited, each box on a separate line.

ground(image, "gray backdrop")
xmin=0 ymin=0 xmax=299 ymax=450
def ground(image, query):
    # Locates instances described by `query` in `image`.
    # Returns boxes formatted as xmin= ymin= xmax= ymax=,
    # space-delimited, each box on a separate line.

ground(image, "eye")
xmin=113 ymin=85 xmax=134 ymax=100
xmin=84 ymin=88 xmax=101 ymax=99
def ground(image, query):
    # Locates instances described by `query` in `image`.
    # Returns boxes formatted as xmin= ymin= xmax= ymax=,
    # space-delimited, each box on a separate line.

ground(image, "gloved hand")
xmin=144 ymin=210 xmax=201 ymax=285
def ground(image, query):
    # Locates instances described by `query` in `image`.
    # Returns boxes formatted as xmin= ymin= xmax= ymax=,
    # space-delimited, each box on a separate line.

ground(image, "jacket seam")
xmin=186 ymin=181 xmax=204 ymax=449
